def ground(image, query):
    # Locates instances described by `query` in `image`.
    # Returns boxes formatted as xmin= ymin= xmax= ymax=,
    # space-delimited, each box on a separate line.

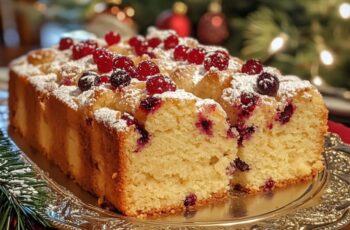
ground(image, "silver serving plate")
xmin=0 ymin=91 xmax=349 ymax=230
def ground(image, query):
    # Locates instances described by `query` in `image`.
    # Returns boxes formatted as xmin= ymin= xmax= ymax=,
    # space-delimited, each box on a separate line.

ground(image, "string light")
xmin=269 ymin=34 xmax=288 ymax=53
xmin=110 ymin=6 xmax=120 ymax=15
xmin=312 ymin=76 xmax=323 ymax=86
xmin=339 ymin=3 xmax=350 ymax=19
xmin=94 ymin=3 xmax=107 ymax=13
xmin=125 ymin=7 xmax=135 ymax=17
xmin=117 ymin=11 xmax=126 ymax=21
xmin=320 ymin=49 xmax=334 ymax=66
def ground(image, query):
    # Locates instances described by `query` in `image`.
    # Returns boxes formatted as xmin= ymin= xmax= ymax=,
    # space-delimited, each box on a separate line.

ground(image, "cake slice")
xmin=9 ymin=56 xmax=237 ymax=216
xmin=220 ymin=74 xmax=327 ymax=191
xmin=92 ymin=91 xmax=237 ymax=216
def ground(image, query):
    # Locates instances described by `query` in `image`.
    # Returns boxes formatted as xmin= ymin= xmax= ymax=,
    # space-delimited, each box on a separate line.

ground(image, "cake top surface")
xmin=10 ymin=27 xmax=315 ymax=129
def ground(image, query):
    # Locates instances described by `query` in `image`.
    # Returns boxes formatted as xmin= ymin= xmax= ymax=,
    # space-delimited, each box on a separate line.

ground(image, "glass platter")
xmin=0 ymin=90 xmax=349 ymax=230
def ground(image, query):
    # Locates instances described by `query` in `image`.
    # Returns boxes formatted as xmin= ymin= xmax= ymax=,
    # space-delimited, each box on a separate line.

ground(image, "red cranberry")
xmin=187 ymin=48 xmax=206 ymax=64
xmin=105 ymin=31 xmax=121 ymax=45
xmin=113 ymin=56 xmax=135 ymax=71
xmin=78 ymin=71 xmax=100 ymax=91
xmin=239 ymin=92 xmax=259 ymax=119
xmin=98 ymin=75 xmax=110 ymax=84
xmin=276 ymin=102 xmax=295 ymax=124
xmin=93 ymin=48 xmax=107 ymax=63
xmin=139 ymin=96 xmax=161 ymax=113
xmin=164 ymin=34 xmax=179 ymax=50
xmin=110 ymin=70 xmax=131 ymax=88
xmin=84 ymin=40 xmax=98 ymax=49
xmin=72 ymin=40 xmax=98 ymax=60
xmin=136 ymin=60 xmax=160 ymax=80
xmin=241 ymin=59 xmax=263 ymax=75
xmin=173 ymin=45 xmax=189 ymax=61
xmin=184 ymin=193 xmax=197 ymax=207
xmin=235 ymin=124 xmax=255 ymax=146
xmin=59 ymin=37 xmax=74 ymax=50
xmin=234 ymin=158 xmax=250 ymax=172
xmin=146 ymin=74 xmax=176 ymax=95
xmin=72 ymin=43 xmax=86 ymax=60
xmin=121 ymin=113 xmax=136 ymax=126
xmin=134 ymin=42 xmax=149 ymax=56
xmin=256 ymin=72 xmax=279 ymax=96
xmin=233 ymin=184 xmax=246 ymax=192
xmin=196 ymin=117 xmax=213 ymax=136
xmin=93 ymin=48 xmax=113 ymax=73
xmin=204 ymin=50 xmax=229 ymax=71
xmin=136 ymin=126 xmax=149 ymax=147
xmin=231 ymin=186 xmax=248 ymax=197
xmin=125 ymin=65 xmax=138 ymax=78
xmin=128 ymin=36 xmax=143 ymax=47
xmin=61 ymin=77 xmax=72 ymax=86
xmin=147 ymin=37 xmax=162 ymax=48
xmin=267 ymin=123 xmax=273 ymax=129
xmin=264 ymin=178 xmax=275 ymax=191
xmin=96 ymin=54 xmax=113 ymax=73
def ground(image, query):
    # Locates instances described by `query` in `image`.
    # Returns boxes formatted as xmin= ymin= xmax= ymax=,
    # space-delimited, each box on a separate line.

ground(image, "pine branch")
xmin=0 ymin=130 xmax=51 ymax=230
xmin=241 ymin=6 xmax=300 ymax=59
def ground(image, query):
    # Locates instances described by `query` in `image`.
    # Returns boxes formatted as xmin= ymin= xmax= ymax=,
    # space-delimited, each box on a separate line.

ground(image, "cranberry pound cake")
xmin=8 ymin=28 xmax=328 ymax=217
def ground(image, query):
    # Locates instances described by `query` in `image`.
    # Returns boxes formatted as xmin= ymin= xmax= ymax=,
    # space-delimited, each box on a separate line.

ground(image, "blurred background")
xmin=0 ymin=0 xmax=349 ymax=125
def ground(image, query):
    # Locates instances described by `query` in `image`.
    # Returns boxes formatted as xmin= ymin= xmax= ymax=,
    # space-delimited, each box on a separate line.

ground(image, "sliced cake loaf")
xmin=8 ymin=27 xmax=327 ymax=217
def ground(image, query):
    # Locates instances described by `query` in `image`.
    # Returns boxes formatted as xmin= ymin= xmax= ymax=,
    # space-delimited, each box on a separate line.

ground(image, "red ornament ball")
xmin=156 ymin=10 xmax=191 ymax=37
xmin=197 ymin=12 xmax=229 ymax=45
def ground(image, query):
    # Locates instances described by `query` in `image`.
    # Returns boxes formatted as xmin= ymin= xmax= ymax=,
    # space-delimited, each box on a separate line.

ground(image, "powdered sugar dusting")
xmin=116 ymin=84 xmax=145 ymax=113
xmin=278 ymin=75 xmax=312 ymax=97
xmin=74 ymin=88 xmax=96 ymax=107
xmin=10 ymin=59 xmax=42 ymax=76
xmin=157 ymin=89 xmax=197 ymax=100
xmin=192 ymin=67 xmax=205 ymax=85
xmin=94 ymin=108 xmax=127 ymax=131
xmin=228 ymin=58 xmax=242 ymax=71
xmin=52 ymin=86 xmax=79 ymax=110
xmin=146 ymin=27 xmax=176 ymax=41
xmin=196 ymin=98 xmax=225 ymax=115
xmin=59 ymin=56 xmax=97 ymax=79
xmin=28 ymin=74 xmax=58 ymax=92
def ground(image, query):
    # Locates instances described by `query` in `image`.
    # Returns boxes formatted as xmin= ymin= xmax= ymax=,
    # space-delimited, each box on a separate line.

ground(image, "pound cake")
xmin=8 ymin=28 xmax=328 ymax=217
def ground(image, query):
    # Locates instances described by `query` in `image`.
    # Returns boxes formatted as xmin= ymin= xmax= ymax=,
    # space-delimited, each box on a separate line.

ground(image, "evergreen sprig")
xmin=0 ymin=130 xmax=51 ymax=230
